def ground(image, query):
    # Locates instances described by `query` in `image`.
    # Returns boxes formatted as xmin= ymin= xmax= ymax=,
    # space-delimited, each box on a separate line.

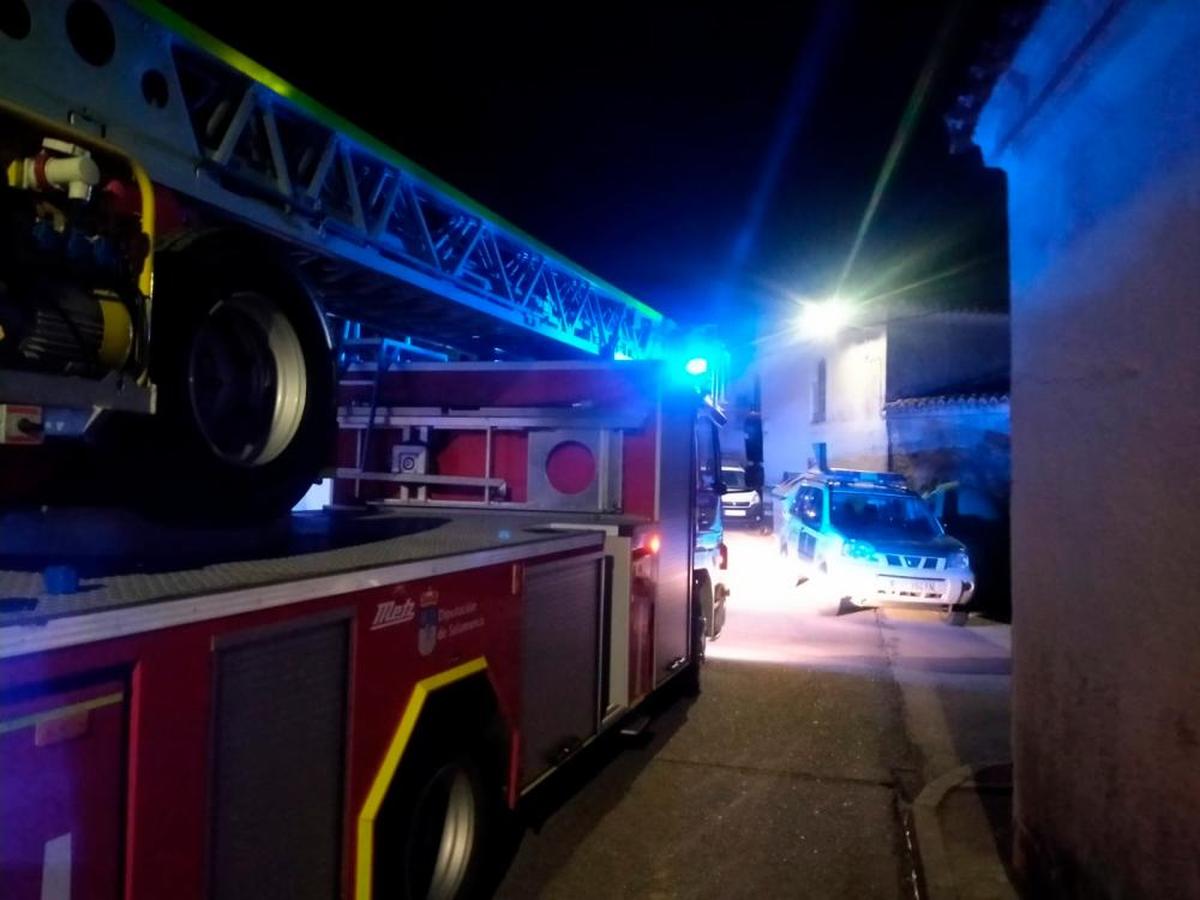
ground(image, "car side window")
xmin=795 ymin=488 xmax=823 ymax=527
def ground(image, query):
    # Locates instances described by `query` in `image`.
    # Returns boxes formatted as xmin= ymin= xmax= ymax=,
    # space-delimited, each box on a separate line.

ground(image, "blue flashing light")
xmin=685 ymin=356 xmax=709 ymax=376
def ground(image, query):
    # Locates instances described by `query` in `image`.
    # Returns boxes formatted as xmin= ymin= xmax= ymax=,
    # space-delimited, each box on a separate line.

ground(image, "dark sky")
xmin=162 ymin=1 xmax=1009 ymax=343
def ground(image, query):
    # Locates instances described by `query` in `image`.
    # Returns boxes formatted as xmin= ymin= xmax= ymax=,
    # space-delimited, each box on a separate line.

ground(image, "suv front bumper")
xmin=830 ymin=564 xmax=975 ymax=610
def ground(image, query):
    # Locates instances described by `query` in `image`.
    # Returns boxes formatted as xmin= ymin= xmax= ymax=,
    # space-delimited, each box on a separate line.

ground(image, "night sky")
xmin=162 ymin=1 xmax=1011 ymax=347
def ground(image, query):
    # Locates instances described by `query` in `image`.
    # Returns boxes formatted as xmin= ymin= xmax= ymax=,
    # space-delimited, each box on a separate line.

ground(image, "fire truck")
xmin=0 ymin=2 xmax=764 ymax=898
xmin=0 ymin=356 xmax=739 ymax=899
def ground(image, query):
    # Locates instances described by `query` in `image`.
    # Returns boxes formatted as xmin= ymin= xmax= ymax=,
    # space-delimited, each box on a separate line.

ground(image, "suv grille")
xmin=885 ymin=554 xmax=942 ymax=570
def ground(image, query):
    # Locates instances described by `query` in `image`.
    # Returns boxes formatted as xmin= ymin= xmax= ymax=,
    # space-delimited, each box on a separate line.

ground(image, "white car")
xmin=720 ymin=465 xmax=765 ymax=528
xmin=780 ymin=469 xmax=976 ymax=625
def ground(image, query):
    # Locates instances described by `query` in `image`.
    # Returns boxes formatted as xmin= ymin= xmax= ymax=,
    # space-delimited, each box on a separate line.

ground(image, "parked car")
xmin=720 ymin=464 xmax=766 ymax=529
xmin=779 ymin=468 xmax=976 ymax=625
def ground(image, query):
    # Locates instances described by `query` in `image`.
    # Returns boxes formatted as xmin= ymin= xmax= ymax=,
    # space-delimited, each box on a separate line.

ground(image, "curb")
xmin=912 ymin=761 xmax=1013 ymax=900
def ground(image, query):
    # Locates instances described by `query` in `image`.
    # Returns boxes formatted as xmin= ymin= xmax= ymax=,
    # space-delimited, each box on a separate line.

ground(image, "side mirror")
xmin=744 ymin=462 xmax=764 ymax=492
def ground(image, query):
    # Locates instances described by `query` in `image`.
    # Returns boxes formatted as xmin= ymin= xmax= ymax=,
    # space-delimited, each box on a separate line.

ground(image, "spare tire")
xmin=142 ymin=232 xmax=334 ymax=519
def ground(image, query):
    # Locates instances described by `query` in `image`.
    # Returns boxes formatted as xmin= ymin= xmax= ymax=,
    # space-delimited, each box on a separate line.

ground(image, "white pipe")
xmin=17 ymin=153 xmax=100 ymax=201
xmin=42 ymin=155 xmax=100 ymax=199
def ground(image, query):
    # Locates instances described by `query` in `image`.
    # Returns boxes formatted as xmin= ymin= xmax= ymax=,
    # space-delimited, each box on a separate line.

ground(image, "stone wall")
xmin=974 ymin=2 xmax=1200 ymax=895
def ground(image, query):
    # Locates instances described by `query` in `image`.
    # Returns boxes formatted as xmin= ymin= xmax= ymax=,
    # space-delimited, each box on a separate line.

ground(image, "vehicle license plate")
xmin=885 ymin=577 xmax=943 ymax=596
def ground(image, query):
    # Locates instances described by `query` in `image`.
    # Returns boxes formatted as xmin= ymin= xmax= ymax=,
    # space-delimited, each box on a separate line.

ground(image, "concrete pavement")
xmin=495 ymin=531 xmax=1014 ymax=899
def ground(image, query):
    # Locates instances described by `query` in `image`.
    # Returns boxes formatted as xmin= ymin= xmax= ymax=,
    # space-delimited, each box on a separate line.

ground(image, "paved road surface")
xmin=495 ymin=531 xmax=1011 ymax=899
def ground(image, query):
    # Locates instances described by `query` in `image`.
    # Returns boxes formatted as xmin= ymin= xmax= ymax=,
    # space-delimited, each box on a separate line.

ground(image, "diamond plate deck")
xmin=0 ymin=508 xmax=603 ymax=629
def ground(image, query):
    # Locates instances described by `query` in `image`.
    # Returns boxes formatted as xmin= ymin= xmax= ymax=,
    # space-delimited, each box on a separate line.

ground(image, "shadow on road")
xmin=891 ymin=654 xmax=1011 ymax=676
xmin=490 ymin=685 xmax=697 ymax=896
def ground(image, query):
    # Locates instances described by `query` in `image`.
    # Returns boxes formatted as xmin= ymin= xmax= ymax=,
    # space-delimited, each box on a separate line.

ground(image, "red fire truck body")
xmin=0 ymin=359 xmax=728 ymax=899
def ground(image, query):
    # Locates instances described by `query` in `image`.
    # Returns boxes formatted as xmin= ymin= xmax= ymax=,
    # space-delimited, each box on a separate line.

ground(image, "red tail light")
xmin=633 ymin=533 xmax=662 ymax=561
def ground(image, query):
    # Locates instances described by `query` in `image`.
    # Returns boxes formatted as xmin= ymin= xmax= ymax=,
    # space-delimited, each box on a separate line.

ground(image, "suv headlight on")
xmin=841 ymin=539 xmax=879 ymax=562
xmin=947 ymin=549 xmax=970 ymax=570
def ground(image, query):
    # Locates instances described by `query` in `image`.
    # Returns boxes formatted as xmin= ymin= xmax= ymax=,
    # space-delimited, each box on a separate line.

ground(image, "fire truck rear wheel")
xmin=142 ymin=233 xmax=334 ymax=519
xmin=406 ymin=755 xmax=484 ymax=900
xmin=376 ymin=745 xmax=497 ymax=900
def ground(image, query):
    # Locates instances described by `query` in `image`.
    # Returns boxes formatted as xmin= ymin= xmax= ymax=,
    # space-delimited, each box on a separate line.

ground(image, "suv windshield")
xmin=830 ymin=489 xmax=940 ymax=541
xmin=722 ymin=468 xmax=747 ymax=490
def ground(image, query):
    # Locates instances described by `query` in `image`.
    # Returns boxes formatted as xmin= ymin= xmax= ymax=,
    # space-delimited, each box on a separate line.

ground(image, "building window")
xmin=812 ymin=358 xmax=827 ymax=423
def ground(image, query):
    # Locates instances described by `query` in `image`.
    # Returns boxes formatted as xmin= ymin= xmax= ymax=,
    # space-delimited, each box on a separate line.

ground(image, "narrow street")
xmin=497 ymin=531 xmax=1012 ymax=899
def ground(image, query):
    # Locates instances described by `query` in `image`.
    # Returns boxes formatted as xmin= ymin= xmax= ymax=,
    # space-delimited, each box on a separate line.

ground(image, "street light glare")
xmin=797 ymin=298 xmax=851 ymax=340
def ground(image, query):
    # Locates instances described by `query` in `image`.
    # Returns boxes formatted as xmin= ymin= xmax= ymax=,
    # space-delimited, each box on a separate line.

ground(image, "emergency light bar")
xmin=820 ymin=469 xmax=909 ymax=489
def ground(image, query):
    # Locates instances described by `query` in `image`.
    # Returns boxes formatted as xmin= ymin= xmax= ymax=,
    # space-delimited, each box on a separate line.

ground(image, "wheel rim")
xmin=406 ymin=762 xmax=478 ymax=900
xmin=187 ymin=292 xmax=307 ymax=466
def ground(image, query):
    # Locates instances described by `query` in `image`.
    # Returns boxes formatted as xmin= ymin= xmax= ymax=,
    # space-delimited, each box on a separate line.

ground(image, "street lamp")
xmin=796 ymin=297 xmax=851 ymax=340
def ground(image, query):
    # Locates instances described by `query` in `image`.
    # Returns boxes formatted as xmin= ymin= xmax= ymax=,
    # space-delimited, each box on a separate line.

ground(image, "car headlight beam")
xmin=841 ymin=539 xmax=878 ymax=562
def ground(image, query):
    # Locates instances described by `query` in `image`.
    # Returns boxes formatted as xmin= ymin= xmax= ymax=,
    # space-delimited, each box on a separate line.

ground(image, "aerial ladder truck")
xmin=0 ymin=3 xmax=762 ymax=898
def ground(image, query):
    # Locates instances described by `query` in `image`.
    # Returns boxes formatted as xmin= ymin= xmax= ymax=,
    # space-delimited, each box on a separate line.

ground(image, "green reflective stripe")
xmin=0 ymin=691 xmax=124 ymax=735
xmin=127 ymin=0 xmax=663 ymax=323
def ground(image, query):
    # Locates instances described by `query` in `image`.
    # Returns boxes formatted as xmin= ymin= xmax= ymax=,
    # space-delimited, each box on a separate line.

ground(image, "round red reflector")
xmin=545 ymin=440 xmax=596 ymax=495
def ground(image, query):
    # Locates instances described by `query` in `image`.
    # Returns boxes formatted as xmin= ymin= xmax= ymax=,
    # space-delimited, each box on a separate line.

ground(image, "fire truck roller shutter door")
xmin=520 ymin=555 xmax=604 ymax=780
xmin=209 ymin=616 xmax=350 ymax=900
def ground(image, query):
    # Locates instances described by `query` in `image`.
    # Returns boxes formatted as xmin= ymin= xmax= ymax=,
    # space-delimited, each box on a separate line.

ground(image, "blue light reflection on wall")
xmin=974 ymin=0 xmax=1200 ymax=296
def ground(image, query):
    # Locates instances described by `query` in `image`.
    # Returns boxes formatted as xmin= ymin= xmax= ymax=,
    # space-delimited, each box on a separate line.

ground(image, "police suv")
xmin=778 ymin=468 xmax=976 ymax=624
